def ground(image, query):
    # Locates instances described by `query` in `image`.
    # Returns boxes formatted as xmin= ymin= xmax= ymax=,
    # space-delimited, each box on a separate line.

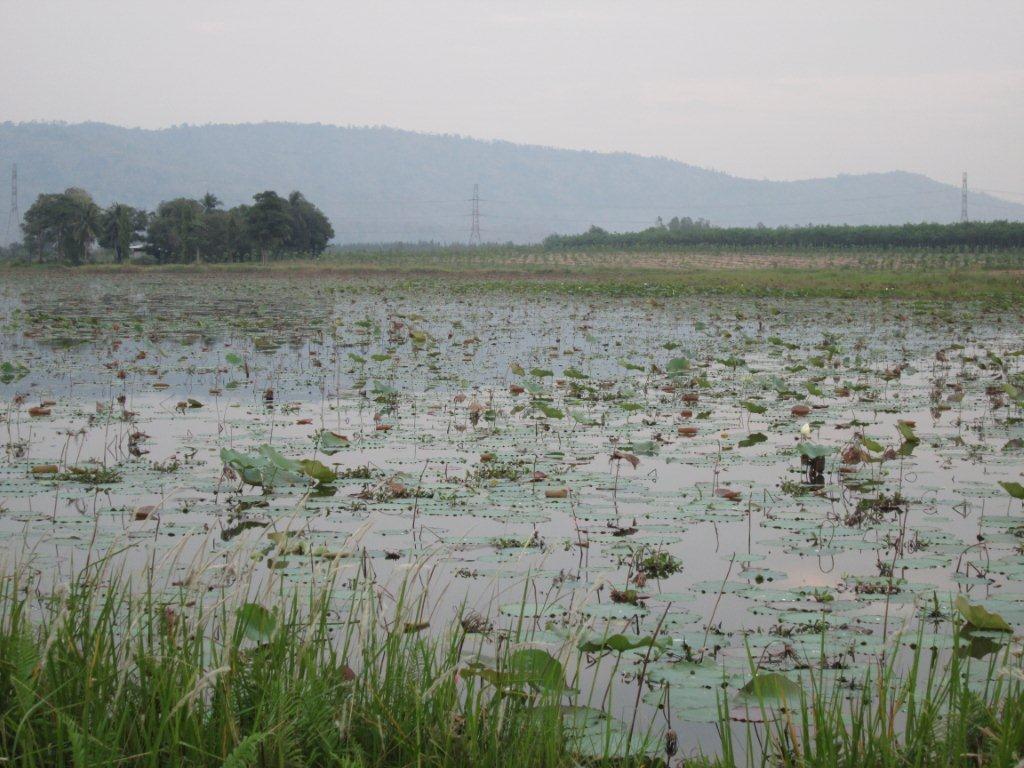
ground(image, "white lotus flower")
xmin=800 ymin=422 xmax=812 ymax=437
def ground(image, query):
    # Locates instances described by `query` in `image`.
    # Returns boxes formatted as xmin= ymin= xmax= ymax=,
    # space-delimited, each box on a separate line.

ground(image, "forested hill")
xmin=2 ymin=121 xmax=1022 ymax=244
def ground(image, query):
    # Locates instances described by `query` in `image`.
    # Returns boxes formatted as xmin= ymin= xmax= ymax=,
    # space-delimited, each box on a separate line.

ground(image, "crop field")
xmin=2 ymin=267 xmax=1024 ymax=767
xmin=320 ymin=246 xmax=1024 ymax=274
xmin=46 ymin=246 xmax=1024 ymax=303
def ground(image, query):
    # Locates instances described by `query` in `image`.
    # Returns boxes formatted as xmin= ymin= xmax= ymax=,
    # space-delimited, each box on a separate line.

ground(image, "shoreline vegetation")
xmin=2 ymin=252 xmax=1023 ymax=301
xmin=2 ymin=549 xmax=1024 ymax=768
xmin=2 ymin=185 xmax=1022 ymax=299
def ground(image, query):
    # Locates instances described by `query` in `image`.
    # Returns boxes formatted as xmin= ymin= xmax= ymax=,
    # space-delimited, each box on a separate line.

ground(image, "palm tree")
xmin=100 ymin=203 xmax=144 ymax=263
xmin=201 ymin=193 xmax=222 ymax=214
xmin=61 ymin=189 xmax=102 ymax=265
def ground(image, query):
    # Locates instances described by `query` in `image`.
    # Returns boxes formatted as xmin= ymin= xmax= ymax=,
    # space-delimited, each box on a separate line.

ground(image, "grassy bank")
xmin=2 ymin=557 xmax=1024 ymax=768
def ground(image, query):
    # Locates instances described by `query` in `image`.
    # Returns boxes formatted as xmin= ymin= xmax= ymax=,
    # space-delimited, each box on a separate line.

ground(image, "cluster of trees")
xmin=656 ymin=216 xmax=712 ymax=232
xmin=544 ymin=220 xmax=1024 ymax=251
xmin=14 ymin=188 xmax=333 ymax=265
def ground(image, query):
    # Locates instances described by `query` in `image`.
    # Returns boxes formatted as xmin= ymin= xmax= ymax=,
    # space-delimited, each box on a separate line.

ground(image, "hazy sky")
xmin=3 ymin=0 xmax=1022 ymax=195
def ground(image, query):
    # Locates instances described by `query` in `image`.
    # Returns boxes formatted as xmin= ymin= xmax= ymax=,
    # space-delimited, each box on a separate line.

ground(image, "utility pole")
xmin=468 ymin=183 xmax=481 ymax=245
xmin=960 ymin=171 xmax=968 ymax=223
xmin=5 ymin=164 xmax=18 ymax=244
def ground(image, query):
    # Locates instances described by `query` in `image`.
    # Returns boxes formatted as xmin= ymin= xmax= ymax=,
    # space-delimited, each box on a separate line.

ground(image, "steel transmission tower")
xmin=5 ymin=164 xmax=18 ymax=243
xmin=960 ymin=172 xmax=968 ymax=223
xmin=468 ymin=184 xmax=481 ymax=245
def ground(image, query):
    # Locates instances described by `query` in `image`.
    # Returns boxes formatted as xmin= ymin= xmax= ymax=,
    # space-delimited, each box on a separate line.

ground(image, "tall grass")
xmin=0 ymin=554 xmax=599 ymax=767
xmin=1 ymin=553 xmax=1024 ymax=767
xmin=725 ymin=632 xmax=1024 ymax=768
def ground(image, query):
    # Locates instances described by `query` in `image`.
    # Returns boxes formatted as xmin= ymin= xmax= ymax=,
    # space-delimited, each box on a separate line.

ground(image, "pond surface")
xmin=2 ymin=272 xmax=1023 ymax=756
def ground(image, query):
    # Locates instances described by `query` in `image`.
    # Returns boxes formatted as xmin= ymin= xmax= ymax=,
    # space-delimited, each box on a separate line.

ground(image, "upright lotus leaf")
xmin=955 ymin=596 xmax=1013 ymax=632
xmin=298 ymin=459 xmax=337 ymax=485
xmin=462 ymin=649 xmax=567 ymax=694
xmin=626 ymin=440 xmax=658 ymax=456
xmin=667 ymin=357 xmax=690 ymax=376
xmin=999 ymin=482 xmax=1024 ymax=501
xmin=507 ymin=648 xmax=565 ymax=693
xmin=257 ymin=445 xmax=300 ymax=471
xmin=220 ymin=448 xmax=267 ymax=486
xmin=897 ymin=422 xmax=920 ymax=444
xmin=237 ymin=603 xmax=277 ymax=643
xmin=459 ymin=662 xmax=507 ymax=689
xmin=257 ymin=445 xmax=306 ymax=485
xmin=861 ymin=436 xmax=884 ymax=453
xmin=524 ymin=380 xmax=545 ymax=395
xmin=535 ymin=402 xmax=564 ymax=419
xmin=797 ymin=443 xmax=833 ymax=460
xmin=741 ymin=401 xmax=767 ymax=415
xmin=315 ymin=430 xmax=350 ymax=454
xmin=221 ymin=446 xmax=312 ymax=487
xmin=738 ymin=673 xmax=803 ymax=705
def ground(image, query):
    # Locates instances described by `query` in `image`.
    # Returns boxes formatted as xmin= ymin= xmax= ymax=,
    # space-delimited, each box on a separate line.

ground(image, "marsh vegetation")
xmin=1 ymin=268 xmax=1023 ymax=766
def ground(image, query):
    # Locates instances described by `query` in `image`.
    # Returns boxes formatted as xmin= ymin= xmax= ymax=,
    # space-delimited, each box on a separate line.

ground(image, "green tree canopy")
xmin=21 ymin=188 xmax=102 ymax=264
xmin=287 ymin=191 xmax=335 ymax=255
xmin=99 ymin=203 xmax=148 ymax=263
xmin=16 ymin=186 xmax=335 ymax=264
xmin=247 ymin=191 xmax=293 ymax=264
xmin=146 ymin=198 xmax=204 ymax=263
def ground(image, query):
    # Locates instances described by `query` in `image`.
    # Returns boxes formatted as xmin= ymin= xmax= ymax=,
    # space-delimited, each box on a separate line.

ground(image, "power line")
xmin=976 ymin=188 xmax=1024 ymax=199
xmin=323 ymin=187 xmax=1018 ymax=213
xmin=5 ymin=164 xmax=18 ymax=244
xmin=468 ymin=183 xmax=481 ymax=245
xmin=961 ymin=172 xmax=968 ymax=223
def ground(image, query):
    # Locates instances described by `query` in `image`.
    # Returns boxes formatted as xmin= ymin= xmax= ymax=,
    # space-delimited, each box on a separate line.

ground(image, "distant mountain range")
xmin=2 ymin=121 xmax=1021 ymax=244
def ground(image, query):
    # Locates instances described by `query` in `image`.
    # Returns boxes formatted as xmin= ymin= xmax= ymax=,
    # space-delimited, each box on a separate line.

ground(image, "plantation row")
xmin=543 ymin=220 xmax=1024 ymax=251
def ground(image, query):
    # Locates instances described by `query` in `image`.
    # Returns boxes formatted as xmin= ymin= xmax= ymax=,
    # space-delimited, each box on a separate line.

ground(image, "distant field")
xmin=6 ymin=246 xmax=1024 ymax=300
xmin=322 ymin=246 xmax=1024 ymax=272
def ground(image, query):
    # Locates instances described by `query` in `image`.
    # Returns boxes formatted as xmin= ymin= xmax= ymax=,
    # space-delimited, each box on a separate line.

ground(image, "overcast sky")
xmin=2 ymin=0 xmax=1022 ymax=196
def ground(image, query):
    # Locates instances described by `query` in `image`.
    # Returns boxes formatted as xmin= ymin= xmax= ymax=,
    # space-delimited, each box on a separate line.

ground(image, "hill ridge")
xmin=2 ymin=121 xmax=1021 ymax=243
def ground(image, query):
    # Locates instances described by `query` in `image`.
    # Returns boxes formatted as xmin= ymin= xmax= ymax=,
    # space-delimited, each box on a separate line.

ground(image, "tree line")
xmin=543 ymin=219 xmax=1024 ymax=251
xmin=8 ymin=188 xmax=334 ymax=265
